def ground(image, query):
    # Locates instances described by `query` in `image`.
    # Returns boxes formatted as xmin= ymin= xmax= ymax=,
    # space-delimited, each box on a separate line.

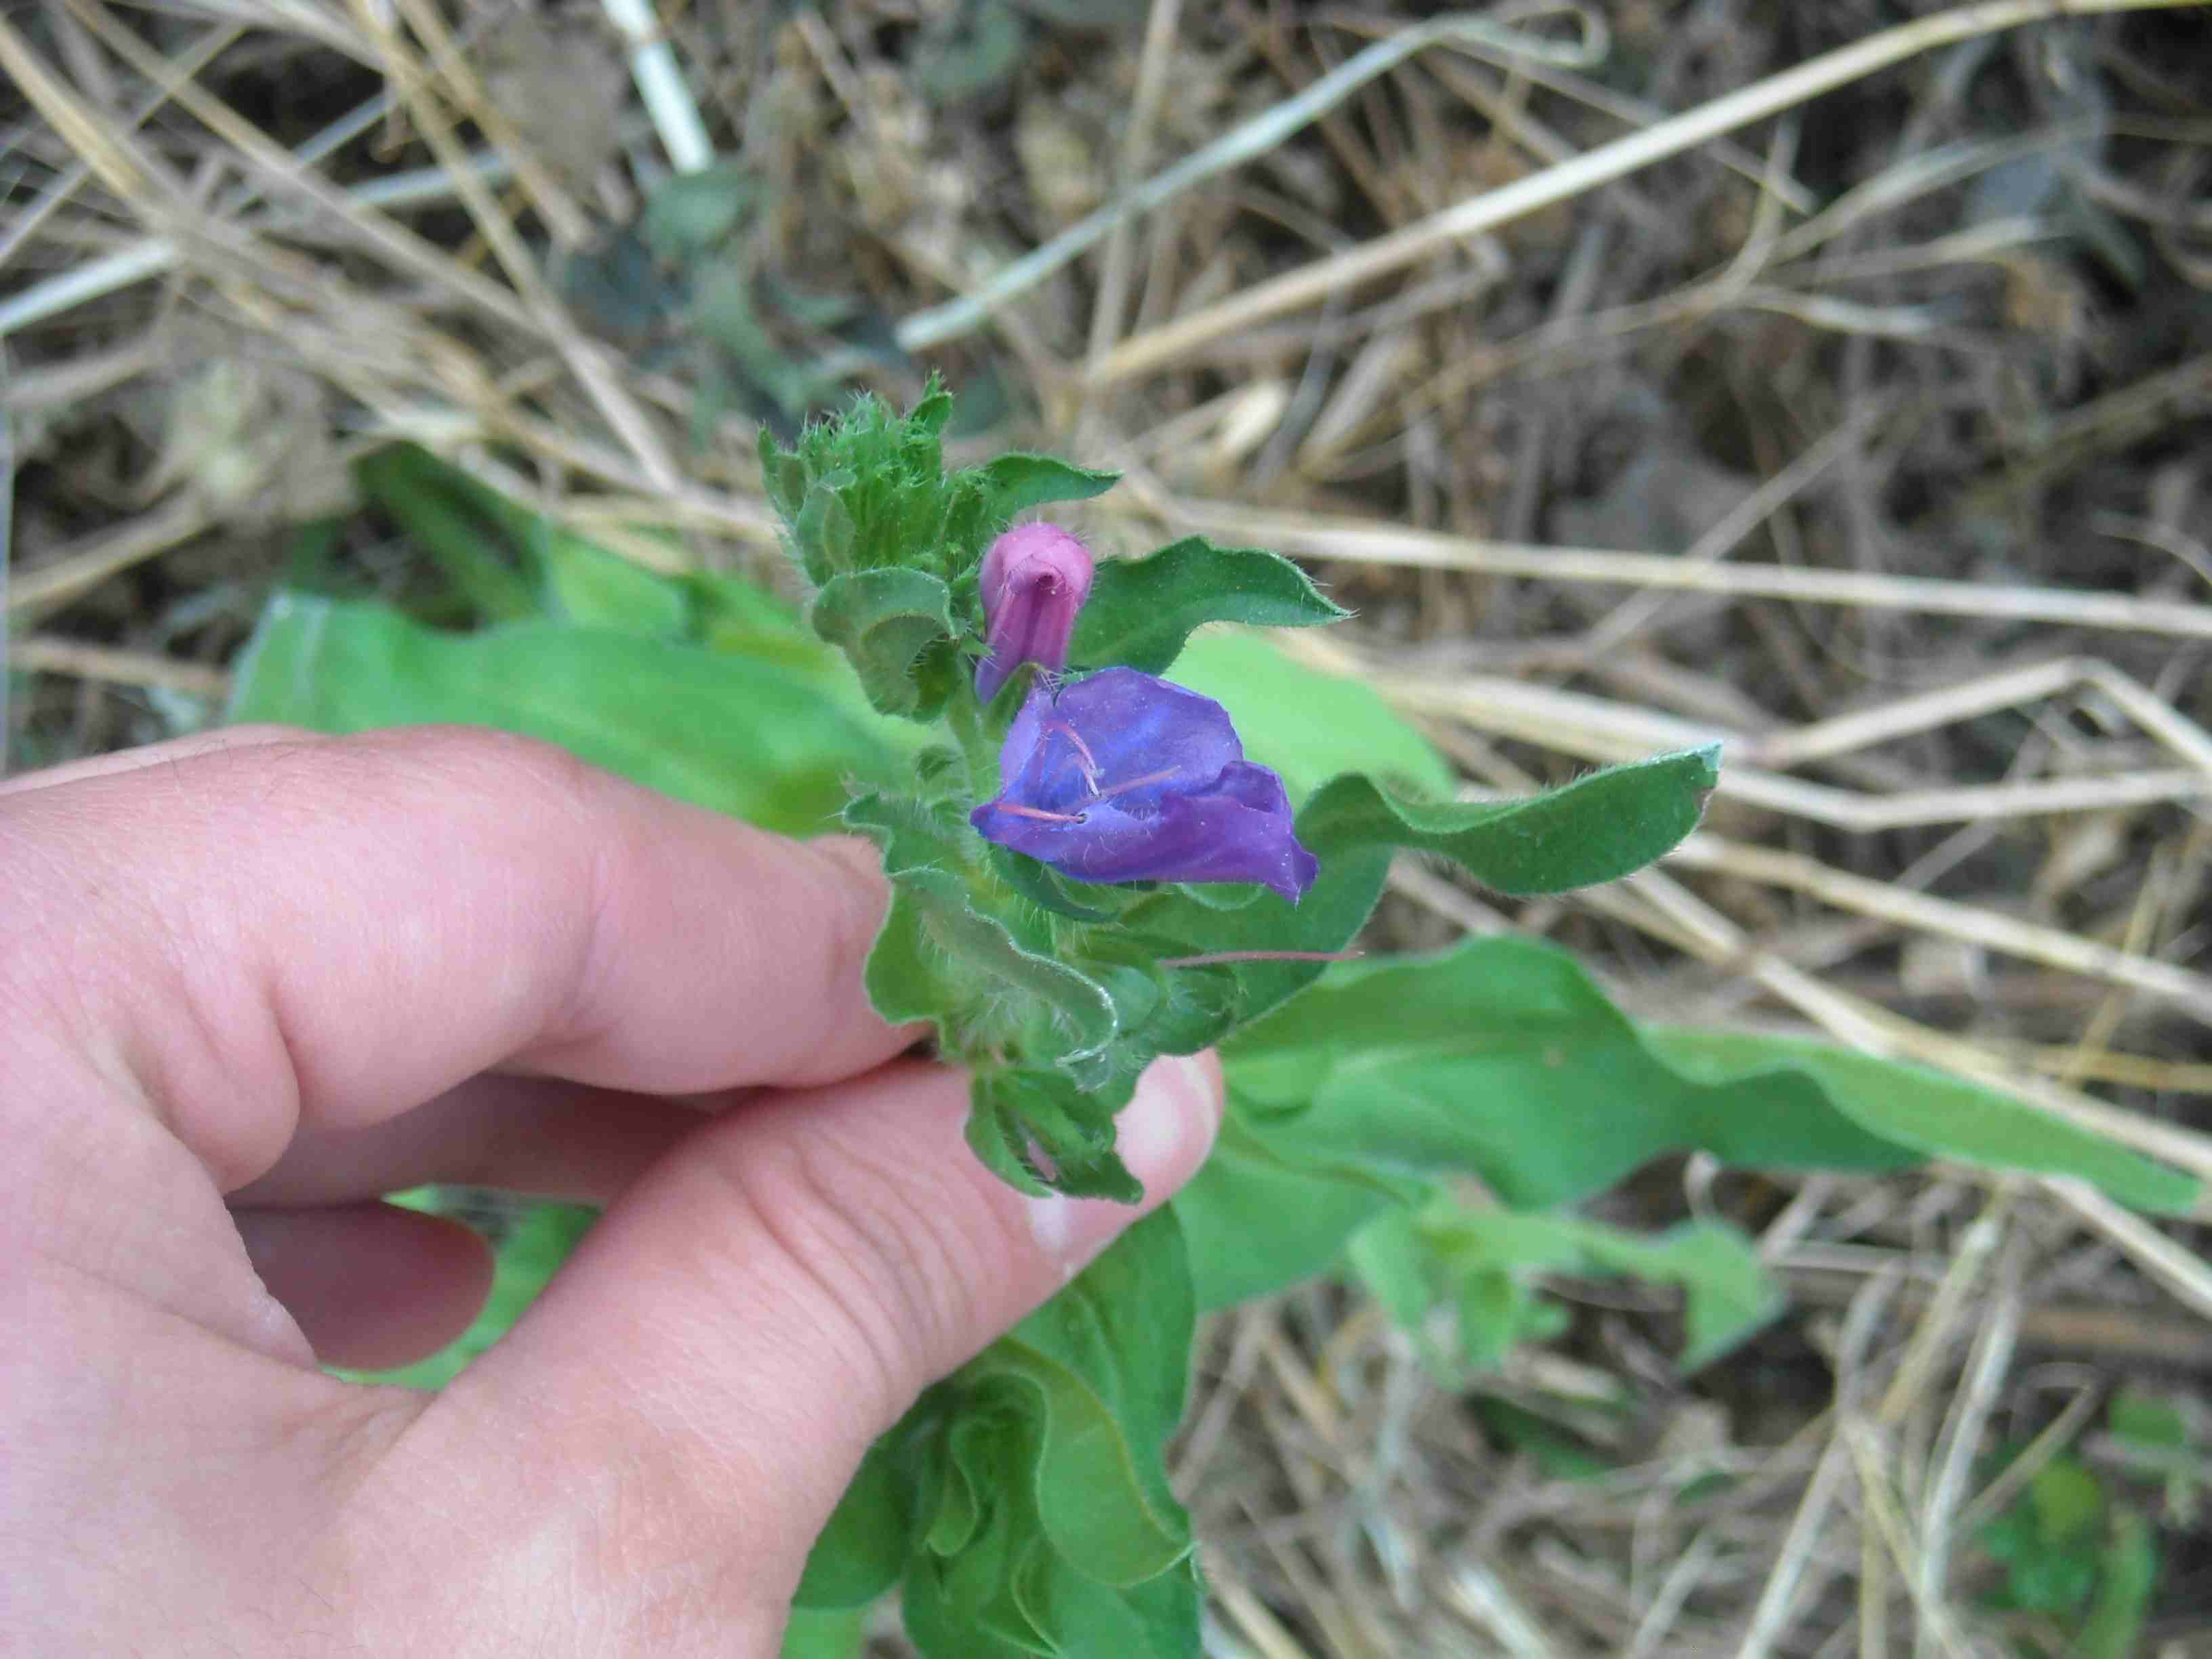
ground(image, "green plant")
xmin=1974 ymin=1448 xmax=2160 ymax=1656
xmin=232 ymin=393 xmax=2198 ymax=1659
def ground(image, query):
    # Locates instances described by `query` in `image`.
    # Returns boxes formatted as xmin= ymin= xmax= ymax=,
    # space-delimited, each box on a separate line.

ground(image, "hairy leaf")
xmin=1297 ymin=746 xmax=1719 ymax=895
xmin=1072 ymin=537 xmax=1348 ymax=676
xmin=970 ymin=1066 xmax=1136 ymax=1202
xmin=860 ymin=869 xmax=1118 ymax=1068
xmin=987 ymin=845 xmax=1120 ymax=924
xmin=808 ymin=567 xmax=958 ymax=718
xmin=974 ymin=452 xmax=1121 ymax=521
xmin=792 ymin=476 xmax=860 ymax=585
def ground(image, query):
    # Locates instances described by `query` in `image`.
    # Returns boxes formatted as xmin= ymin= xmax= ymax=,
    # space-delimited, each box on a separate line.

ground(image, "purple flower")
xmin=970 ymin=667 xmax=1319 ymax=902
xmin=974 ymin=523 xmax=1094 ymax=702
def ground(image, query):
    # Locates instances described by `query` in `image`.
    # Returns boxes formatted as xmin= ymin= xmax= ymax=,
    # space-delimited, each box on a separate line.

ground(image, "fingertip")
xmin=1117 ymin=1052 xmax=1225 ymax=1204
xmin=1023 ymin=1050 xmax=1223 ymax=1271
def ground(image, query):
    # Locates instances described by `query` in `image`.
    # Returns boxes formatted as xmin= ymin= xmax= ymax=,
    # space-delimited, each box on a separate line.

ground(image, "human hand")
xmin=0 ymin=726 xmax=1221 ymax=1656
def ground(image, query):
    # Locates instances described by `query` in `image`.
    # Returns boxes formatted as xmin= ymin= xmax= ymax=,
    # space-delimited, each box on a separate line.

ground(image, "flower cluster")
xmin=967 ymin=526 xmax=1317 ymax=903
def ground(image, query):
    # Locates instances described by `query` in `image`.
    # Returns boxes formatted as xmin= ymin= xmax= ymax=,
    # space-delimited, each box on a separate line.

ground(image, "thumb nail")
xmin=1025 ymin=1052 xmax=1222 ymax=1273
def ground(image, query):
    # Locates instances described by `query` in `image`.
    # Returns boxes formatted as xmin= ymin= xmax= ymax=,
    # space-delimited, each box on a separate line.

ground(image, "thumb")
xmin=357 ymin=1052 xmax=1221 ymax=1641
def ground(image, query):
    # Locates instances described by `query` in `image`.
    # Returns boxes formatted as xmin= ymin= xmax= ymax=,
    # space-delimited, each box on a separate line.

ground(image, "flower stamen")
xmin=994 ymin=802 xmax=1088 ymax=825
xmin=1044 ymin=720 xmax=1101 ymax=790
xmin=1087 ymin=767 xmax=1178 ymax=802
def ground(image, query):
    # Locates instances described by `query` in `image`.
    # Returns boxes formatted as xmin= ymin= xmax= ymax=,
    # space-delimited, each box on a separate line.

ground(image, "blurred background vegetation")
xmin=6 ymin=1 xmax=2212 ymax=1651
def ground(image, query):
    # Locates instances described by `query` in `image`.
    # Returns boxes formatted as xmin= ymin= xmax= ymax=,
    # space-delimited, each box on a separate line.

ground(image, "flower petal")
xmin=972 ymin=668 xmax=1318 ymax=901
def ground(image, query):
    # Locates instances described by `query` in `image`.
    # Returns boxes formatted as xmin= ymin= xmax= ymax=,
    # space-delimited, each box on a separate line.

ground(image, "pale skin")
xmin=0 ymin=725 xmax=1221 ymax=1656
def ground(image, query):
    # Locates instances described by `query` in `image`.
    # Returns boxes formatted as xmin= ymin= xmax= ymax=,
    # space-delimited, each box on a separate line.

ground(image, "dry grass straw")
xmin=8 ymin=0 xmax=2212 ymax=1652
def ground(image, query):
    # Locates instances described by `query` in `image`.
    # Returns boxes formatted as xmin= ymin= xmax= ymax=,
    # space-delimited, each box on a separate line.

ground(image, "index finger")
xmin=0 ymin=725 xmax=916 ymax=1190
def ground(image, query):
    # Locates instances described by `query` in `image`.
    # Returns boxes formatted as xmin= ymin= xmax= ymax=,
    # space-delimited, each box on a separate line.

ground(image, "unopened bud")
xmin=975 ymin=523 xmax=1094 ymax=702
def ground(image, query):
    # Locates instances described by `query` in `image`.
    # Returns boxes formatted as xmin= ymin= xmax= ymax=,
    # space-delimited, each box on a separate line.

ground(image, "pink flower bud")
xmin=975 ymin=523 xmax=1094 ymax=702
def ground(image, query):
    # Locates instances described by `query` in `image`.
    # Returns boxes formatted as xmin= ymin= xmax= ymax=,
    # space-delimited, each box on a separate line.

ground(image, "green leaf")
xmin=859 ymin=870 xmax=1115 ymax=1067
xmin=760 ymin=384 xmax=987 ymax=583
xmin=1071 ymin=537 xmax=1349 ymax=676
xmin=354 ymin=442 xmax=691 ymax=636
xmin=779 ymin=1607 xmax=867 ymax=1659
xmin=1218 ymin=938 xmax=2194 ymax=1224
xmin=974 ymin=453 xmax=1121 ymax=521
xmin=1349 ymin=1205 xmax=1784 ymax=1374
xmin=1172 ymin=1110 xmax=1421 ymax=1309
xmin=1639 ymin=1027 xmax=2198 ymax=1215
xmin=987 ymin=845 xmax=1120 ymax=924
xmin=2108 ymin=1387 xmax=2192 ymax=1454
xmin=640 ymin=159 xmax=758 ymax=259
xmin=1008 ymin=0 xmax=1151 ymax=24
xmin=1123 ymin=847 xmax=1380 ymax=1036
xmin=970 ymin=1066 xmax=1136 ymax=1202
xmin=759 ymin=426 xmax=810 ymax=520
xmin=966 ymin=1208 xmax=1195 ymax=1584
xmin=1223 ymin=938 xmax=1919 ymax=1210
xmin=1167 ymin=628 xmax=1456 ymax=803
xmin=2079 ymin=1511 xmax=2158 ymax=1659
xmin=897 ymin=1211 xmax=1204 ymax=1659
xmin=795 ymin=1435 xmax=916 ymax=1608
xmin=792 ymin=477 xmax=861 ymax=586
xmin=912 ymin=0 xmax=1031 ymax=102
xmin=843 ymin=792 xmax=1121 ymax=1068
xmin=1471 ymin=1397 xmax=1617 ymax=1482
xmin=353 ymin=445 xmax=539 ymax=623
xmin=1296 ymin=745 xmax=1719 ymax=895
xmin=808 ymin=567 xmax=958 ymax=718
xmin=1980 ymin=1452 xmax=2113 ymax=1616
xmin=227 ymin=594 xmax=905 ymax=838
xmin=2032 ymin=1457 xmax=2105 ymax=1543
xmin=537 ymin=533 xmax=691 ymax=636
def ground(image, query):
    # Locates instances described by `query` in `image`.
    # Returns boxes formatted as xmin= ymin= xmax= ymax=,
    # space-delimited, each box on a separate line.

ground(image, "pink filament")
xmin=994 ymin=802 xmax=1088 ymax=825
xmin=1044 ymin=719 xmax=1098 ymax=776
xmin=1088 ymin=767 xmax=1178 ymax=802
xmin=1042 ymin=720 xmax=1101 ymax=791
